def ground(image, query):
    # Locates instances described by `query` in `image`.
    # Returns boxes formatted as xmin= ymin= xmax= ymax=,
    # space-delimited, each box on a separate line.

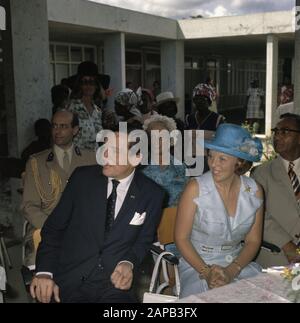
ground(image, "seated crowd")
xmin=18 ymin=61 xmax=300 ymax=303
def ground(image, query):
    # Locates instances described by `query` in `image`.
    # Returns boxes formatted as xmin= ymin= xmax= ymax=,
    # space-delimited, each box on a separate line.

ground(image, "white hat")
xmin=155 ymin=91 xmax=179 ymax=107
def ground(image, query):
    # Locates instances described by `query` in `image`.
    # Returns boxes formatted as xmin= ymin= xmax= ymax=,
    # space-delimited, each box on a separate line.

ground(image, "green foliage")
xmin=241 ymin=121 xmax=276 ymax=162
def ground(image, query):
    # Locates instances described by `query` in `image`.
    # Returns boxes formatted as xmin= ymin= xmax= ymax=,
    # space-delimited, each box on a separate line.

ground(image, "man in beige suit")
xmin=21 ymin=110 xmax=97 ymax=267
xmin=252 ymin=114 xmax=300 ymax=267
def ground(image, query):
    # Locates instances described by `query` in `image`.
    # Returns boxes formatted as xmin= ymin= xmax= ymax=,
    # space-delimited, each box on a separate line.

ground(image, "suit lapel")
xmin=272 ymin=157 xmax=298 ymax=205
xmin=272 ymin=157 xmax=293 ymax=190
xmin=90 ymin=168 xmax=108 ymax=249
xmin=112 ymin=172 xmax=140 ymax=228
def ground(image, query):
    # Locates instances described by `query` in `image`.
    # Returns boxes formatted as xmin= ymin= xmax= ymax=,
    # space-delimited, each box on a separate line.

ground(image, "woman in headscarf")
xmin=114 ymin=89 xmax=143 ymax=128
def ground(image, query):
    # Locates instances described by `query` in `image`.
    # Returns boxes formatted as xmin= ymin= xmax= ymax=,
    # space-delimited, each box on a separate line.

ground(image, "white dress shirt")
xmin=279 ymin=155 xmax=300 ymax=182
xmin=107 ymin=170 xmax=135 ymax=219
xmin=53 ymin=144 xmax=73 ymax=170
xmin=36 ymin=169 xmax=136 ymax=278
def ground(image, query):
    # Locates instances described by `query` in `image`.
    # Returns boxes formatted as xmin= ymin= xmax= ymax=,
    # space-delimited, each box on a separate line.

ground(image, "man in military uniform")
xmin=21 ymin=110 xmax=97 ymax=267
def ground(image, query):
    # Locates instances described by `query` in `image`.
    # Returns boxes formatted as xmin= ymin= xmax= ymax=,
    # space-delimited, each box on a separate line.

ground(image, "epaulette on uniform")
xmin=46 ymin=151 xmax=54 ymax=162
xmin=29 ymin=149 xmax=52 ymax=161
xmin=75 ymin=146 xmax=82 ymax=156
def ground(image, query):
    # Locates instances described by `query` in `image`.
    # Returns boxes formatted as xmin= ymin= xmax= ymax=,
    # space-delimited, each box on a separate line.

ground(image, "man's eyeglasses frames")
xmin=271 ymin=128 xmax=300 ymax=136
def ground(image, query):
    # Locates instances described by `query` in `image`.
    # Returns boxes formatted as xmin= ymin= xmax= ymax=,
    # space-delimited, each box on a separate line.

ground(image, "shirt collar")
xmin=279 ymin=155 xmax=300 ymax=173
xmin=108 ymin=169 xmax=135 ymax=190
xmin=54 ymin=144 xmax=73 ymax=154
xmin=54 ymin=144 xmax=73 ymax=159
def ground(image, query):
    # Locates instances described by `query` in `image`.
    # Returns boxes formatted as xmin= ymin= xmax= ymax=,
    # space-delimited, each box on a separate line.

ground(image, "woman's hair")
xmin=234 ymin=159 xmax=253 ymax=176
xmin=71 ymin=74 xmax=103 ymax=101
xmin=143 ymin=114 xmax=177 ymax=133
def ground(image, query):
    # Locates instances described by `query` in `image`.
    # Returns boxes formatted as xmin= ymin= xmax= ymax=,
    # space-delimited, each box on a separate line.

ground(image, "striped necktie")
xmin=288 ymin=162 xmax=300 ymax=199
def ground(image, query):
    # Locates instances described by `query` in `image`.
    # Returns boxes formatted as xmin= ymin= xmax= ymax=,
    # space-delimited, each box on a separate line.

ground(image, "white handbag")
xmin=143 ymin=251 xmax=180 ymax=303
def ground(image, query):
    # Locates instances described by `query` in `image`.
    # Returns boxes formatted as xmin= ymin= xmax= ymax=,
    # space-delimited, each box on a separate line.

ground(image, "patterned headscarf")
xmin=114 ymin=89 xmax=142 ymax=118
xmin=115 ymin=89 xmax=138 ymax=107
xmin=192 ymin=83 xmax=216 ymax=102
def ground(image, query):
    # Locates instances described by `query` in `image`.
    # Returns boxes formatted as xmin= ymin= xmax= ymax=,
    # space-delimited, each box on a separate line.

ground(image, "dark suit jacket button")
xmin=81 ymin=276 xmax=86 ymax=281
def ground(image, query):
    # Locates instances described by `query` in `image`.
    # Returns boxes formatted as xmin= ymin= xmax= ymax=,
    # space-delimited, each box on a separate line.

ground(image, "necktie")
xmin=105 ymin=179 xmax=120 ymax=234
xmin=288 ymin=162 xmax=300 ymax=198
xmin=63 ymin=151 xmax=70 ymax=173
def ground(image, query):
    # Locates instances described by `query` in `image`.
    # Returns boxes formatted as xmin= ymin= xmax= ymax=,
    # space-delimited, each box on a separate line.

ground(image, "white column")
xmin=294 ymin=3 xmax=300 ymax=114
xmin=2 ymin=0 xmax=51 ymax=157
xmin=103 ymin=33 xmax=126 ymax=108
xmin=265 ymin=34 xmax=278 ymax=136
xmin=161 ymin=40 xmax=185 ymax=120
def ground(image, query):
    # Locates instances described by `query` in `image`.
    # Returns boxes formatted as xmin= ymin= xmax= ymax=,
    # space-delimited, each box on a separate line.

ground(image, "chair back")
xmin=157 ymin=207 xmax=177 ymax=245
xmin=33 ymin=229 xmax=41 ymax=251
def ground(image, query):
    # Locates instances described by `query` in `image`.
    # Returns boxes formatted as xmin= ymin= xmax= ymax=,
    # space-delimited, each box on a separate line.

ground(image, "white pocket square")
xmin=130 ymin=212 xmax=146 ymax=225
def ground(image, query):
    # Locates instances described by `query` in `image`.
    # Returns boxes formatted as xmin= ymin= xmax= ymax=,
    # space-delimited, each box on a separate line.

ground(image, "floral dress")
xmin=141 ymin=156 xmax=188 ymax=208
xmin=69 ymin=99 xmax=103 ymax=150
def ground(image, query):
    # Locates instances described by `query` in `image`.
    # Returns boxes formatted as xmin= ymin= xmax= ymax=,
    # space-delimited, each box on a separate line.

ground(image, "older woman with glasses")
xmin=68 ymin=73 xmax=104 ymax=150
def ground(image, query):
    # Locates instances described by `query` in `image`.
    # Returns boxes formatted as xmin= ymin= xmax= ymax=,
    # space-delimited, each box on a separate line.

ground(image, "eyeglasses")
xmin=271 ymin=128 xmax=300 ymax=136
xmin=52 ymin=123 xmax=71 ymax=130
xmin=80 ymin=79 xmax=96 ymax=86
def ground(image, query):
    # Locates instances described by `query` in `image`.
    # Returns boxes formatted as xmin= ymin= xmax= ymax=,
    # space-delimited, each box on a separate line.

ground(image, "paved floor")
xmin=2 ymin=243 xmax=31 ymax=303
xmin=1 ymin=223 xmax=154 ymax=303
xmin=1 ymin=237 xmax=154 ymax=303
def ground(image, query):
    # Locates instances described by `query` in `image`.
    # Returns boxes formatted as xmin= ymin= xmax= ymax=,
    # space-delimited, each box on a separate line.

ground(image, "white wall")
xmin=178 ymin=11 xmax=294 ymax=39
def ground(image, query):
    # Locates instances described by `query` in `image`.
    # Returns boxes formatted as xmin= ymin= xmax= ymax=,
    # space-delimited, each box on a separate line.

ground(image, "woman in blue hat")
xmin=175 ymin=124 xmax=264 ymax=298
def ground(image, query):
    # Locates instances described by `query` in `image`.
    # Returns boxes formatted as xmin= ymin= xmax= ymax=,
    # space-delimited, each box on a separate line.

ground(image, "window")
xmin=125 ymin=50 xmax=142 ymax=88
xmin=49 ymin=42 xmax=97 ymax=85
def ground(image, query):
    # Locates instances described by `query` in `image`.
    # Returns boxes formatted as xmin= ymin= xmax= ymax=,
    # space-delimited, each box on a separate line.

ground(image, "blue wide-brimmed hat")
xmin=204 ymin=124 xmax=263 ymax=162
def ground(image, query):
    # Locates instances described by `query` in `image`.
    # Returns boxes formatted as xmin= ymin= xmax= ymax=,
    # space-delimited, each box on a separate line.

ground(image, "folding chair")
xmin=32 ymin=229 xmax=41 ymax=251
xmin=148 ymin=206 xmax=281 ymax=299
xmin=149 ymin=207 xmax=179 ymax=297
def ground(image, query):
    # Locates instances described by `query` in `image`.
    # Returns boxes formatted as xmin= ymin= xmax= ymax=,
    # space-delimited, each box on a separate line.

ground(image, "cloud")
xmin=89 ymin=0 xmax=294 ymax=19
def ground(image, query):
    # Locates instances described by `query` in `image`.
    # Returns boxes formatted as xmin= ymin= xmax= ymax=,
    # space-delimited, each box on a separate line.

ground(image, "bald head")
xmin=51 ymin=110 xmax=79 ymax=149
xmin=52 ymin=110 xmax=79 ymax=128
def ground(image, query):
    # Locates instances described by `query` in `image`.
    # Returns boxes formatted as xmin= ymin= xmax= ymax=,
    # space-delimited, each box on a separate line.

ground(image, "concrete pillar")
xmin=161 ymin=40 xmax=185 ymax=120
xmin=1 ymin=0 xmax=51 ymax=229
xmin=2 ymin=0 xmax=51 ymax=157
xmin=294 ymin=3 xmax=300 ymax=114
xmin=0 ymin=4 xmax=5 ymax=31
xmin=103 ymin=33 xmax=126 ymax=108
xmin=265 ymin=34 xmax=278 ymax=136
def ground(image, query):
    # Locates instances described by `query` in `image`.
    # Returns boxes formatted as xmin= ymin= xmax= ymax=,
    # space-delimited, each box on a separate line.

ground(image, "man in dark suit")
xmin=29 ymin=127 xmax=164 ymax=303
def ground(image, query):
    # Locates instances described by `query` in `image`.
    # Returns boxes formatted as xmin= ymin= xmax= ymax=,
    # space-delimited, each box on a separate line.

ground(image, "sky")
xmin=90 ymin=0 xmax=295 ymax=19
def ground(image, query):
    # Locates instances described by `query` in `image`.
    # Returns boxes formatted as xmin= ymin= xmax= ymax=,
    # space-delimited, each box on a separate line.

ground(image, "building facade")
xmin=0 ymin=0 xmax=297 ymax=158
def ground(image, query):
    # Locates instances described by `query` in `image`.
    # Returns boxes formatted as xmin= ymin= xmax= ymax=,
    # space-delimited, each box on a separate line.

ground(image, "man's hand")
xmin=30 ymin=274 xmax=60 ymax=303
xmin=111 ymin=262 xmax=133 ymax=290
xmin=282 ymin=241 xmax=300 ymax=263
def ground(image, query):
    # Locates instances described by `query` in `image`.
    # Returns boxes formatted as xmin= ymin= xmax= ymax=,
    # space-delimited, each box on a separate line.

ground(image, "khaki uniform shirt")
xmin=21 ymin=146 xmax=97 ymax=266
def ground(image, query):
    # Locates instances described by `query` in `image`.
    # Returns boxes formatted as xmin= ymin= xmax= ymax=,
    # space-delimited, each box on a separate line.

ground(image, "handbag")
xmin=143 ymin=251 xmax=180 ymax=303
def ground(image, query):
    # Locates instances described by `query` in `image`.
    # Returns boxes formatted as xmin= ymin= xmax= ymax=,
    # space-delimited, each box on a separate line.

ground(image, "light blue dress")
xmin=141 ymin=155 xmax=188 ymax=208
xmin=179 ymin=171 xmax=263 ymax=298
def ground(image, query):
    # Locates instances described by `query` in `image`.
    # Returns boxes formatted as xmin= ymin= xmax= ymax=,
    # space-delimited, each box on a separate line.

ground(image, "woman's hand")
xmin=207 ymin=265 xmax=232 ymax=289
